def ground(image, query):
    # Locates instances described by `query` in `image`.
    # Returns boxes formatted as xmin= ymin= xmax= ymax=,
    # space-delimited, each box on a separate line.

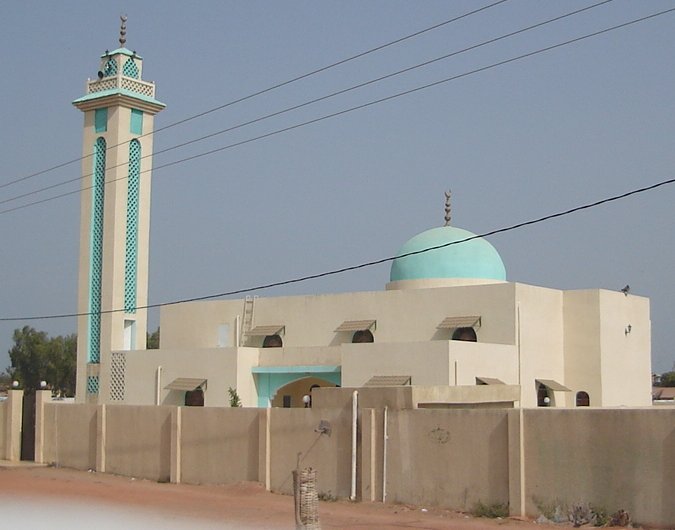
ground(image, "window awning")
xmin=364 ymin=375 xmax=411 ymax=387
xmin=437 ymin=316 xmax=481 ymax=329
xmin=476 ymin=377 xmax=505 ymax=385
xmin=334 ymin=319 xmax=376 ymax=332
xmin=536 ymin=379 xmax=571 ymax=392
xmin=164 ymin=378 xmax=207 ymax=391
xmin=246 ymin=325 xmax=285 ymax=336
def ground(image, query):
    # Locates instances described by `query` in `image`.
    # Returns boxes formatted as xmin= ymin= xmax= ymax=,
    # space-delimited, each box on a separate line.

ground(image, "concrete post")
xmin=360 ymin=408 xmax=380 ymax=502
xmin=4 ymin=389 xmax=23 ymax=461
xmin=507 ymin=408 xmax=526 ymax=517
xmin=170 ymin=406 xmax=182 ymax=484
xmin=33 ymin=390 xmax=52 ymax=463
xmin=96 ymin=404 xmax=106 ymax=472
xmin=258 ymin=407 xmax=271 ymax=490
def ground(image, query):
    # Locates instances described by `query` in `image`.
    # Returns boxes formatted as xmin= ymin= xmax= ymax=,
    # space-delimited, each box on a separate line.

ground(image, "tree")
xmin=8 ymin=326 xmax=77 ymax=396
xmin=147 ymin=327 xmax=160 ymax=349
xmin=657 ymin=371 xmax=675 ymax=387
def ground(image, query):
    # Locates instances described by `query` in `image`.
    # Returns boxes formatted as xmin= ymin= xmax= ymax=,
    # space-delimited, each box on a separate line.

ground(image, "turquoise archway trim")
xmin=253 ymin=365 xmax=341 ymax=407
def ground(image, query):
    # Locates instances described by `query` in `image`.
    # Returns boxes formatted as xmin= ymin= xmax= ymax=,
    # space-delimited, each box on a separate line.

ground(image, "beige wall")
xmin=180 ymin=407 xmax=260 ymax=484
xmin=268 ymin=408 xmax=352 ymax=498
xmin=160 ymin=283 xmax=517 ymax=350
xmin=42 ymin=403 xmax=97 ymax=470
xmin=563 ymin=290 xmax=603 ymax=406
xmin=0 ymin=401 xmax=6 ymax=458
xmin=120 ymin=347 xmax=258 ymax=407
xmin=384 ymin=409 xmax=510 ymax=509
xmin=523 ymin=408 xmax=674 ymax=527
xmin=598 ymin=291 xmax=652 ymax=406
xmin=515 ymin=284 xmax=565 ymax=408
xmin=104 ymin=405 xmax=172 ymax=482
xmin=2 ymin=390 xmax=23 ymax=461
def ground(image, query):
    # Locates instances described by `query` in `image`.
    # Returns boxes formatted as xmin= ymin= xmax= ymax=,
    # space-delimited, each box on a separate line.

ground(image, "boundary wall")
xmin=21 ymin=399 xmax=675 ymax=527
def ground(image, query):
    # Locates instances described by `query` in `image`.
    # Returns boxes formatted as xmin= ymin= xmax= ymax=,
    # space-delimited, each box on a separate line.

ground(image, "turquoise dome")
xmin=390 ymin=226 xmax=506 ymax=282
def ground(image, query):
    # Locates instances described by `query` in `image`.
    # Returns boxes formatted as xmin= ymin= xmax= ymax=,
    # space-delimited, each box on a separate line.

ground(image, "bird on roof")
xmin=620 ymin=285 xmax=630 ymax=296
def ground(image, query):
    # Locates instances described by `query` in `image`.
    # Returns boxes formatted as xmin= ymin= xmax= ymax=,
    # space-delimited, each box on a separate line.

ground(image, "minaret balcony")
xmin=87 ymin=75 xmax=156 ymax=99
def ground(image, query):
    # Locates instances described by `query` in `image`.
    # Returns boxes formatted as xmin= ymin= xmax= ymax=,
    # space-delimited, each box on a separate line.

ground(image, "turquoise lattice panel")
xmin=88 ymin=137 xmax=106 ymax=363
xmin=124 ymin=139 xmax=141 ymax=313
xmin=123 ymin=58 xmax=139 ymax=78
xmin=87 ymin=375 xmax=100 ymax=395
xmin=104 ymin=58 xmax=117 ymax=77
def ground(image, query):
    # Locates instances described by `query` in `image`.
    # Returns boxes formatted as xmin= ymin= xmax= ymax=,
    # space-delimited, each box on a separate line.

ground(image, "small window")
xmin=262 ymin=334 xmax=283 ymax=348
xmin=123 ymin=320 xmax=136 ymax=350
xmin=185 ymin=388 xmax=204 ymax=407
xmin=282 ymin=395 xmax=291 ymax=408
xmin=130 ymin=109 xmax=143 ymax=135
xmin=452 ymin=327 xmax=477 ymax=342
xmin=95 ymin=108 xmax=108 ymax=133
xmin=576 ymin=391 xmax=590 ymax=407
xmin=352 ymin=329 xmax=374 ymax=343
xmin=537 ymin=384 xmax=551 ymax=407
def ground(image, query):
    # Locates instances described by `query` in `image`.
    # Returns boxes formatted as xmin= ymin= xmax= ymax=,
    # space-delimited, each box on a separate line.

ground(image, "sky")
xmin=1 ymin=0 xmax=674 ymax=373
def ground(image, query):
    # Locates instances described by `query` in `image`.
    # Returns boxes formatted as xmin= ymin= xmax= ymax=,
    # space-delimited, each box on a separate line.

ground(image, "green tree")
xmin=147 ymin=327 xmax=160 ymax=349
xmin=8 ymin=326 xmax=77 ymax=396
xmin=657 ymin=371 xmax=675 ymax=387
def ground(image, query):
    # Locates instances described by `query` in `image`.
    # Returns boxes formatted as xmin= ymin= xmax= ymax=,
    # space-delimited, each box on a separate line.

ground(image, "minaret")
xmin=73 ymin=17 xmax=165 ymax=403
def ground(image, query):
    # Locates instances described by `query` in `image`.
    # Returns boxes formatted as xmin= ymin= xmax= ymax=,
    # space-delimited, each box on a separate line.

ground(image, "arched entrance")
xmin=271 ymin=377 xmax=335 ymax=408
xmin=252 ymin=365 xmax=341 ymax=407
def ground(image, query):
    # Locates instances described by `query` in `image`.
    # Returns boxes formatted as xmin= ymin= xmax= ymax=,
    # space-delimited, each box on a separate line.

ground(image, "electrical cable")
xmin=1 ymin=4 xmax=670 ymax=216
xmin=1 ymin=175 xmax=673 ymax=322
xmin=0 ymin=0 xmax=509 ymax=191
xmin=0 ymin=0 xmax=613 ymax=209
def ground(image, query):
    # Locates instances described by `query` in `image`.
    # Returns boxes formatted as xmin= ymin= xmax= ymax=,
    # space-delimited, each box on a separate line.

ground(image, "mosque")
xmin=73 ymin=24 xmax=652 ymax=410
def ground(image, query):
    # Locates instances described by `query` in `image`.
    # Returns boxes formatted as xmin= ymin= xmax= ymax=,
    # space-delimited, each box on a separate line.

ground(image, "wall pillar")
xmin=360 ymin=408 xmax=381 ymax=502
xmin=508 ymin=408 xmax=526 ymax=517
xmin=4 ymin=389 xmax=23 ymax=461
xmin=33 ymin=390 xmax=52 ymax=463
xmin=258 ymin=407 xmax=271 ymax=490
xmin=170 ymin=406 xmax=182 ymax=483
xmin=96 ymin=404 xmax=106 ymax=472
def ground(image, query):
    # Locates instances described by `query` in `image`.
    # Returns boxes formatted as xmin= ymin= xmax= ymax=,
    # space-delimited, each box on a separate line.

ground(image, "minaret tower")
xmin=73 ymin=17 xmax=165 ymax=403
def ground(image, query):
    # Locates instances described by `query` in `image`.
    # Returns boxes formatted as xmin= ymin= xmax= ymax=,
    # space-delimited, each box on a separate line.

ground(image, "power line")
xmin=2 ymin=175 xmax=673 ymax=322
xmin=0 ymin=0 xmax=613 ymax=209
xmin=0 ymin=0 xmax=509 ymax=191
xmin=2 ymin=4 xmax=670 ymax=217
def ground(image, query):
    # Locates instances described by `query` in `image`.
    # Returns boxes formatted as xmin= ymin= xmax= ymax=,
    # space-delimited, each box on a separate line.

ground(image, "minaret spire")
xmin=444 ymin=190 xmax=452 ymax=226
xmin=119 ymin=15 xmax=128 ymax=47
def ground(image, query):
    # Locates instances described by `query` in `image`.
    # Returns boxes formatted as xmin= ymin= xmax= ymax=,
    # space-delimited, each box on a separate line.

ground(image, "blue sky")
xmin=1 ymin=0 xmax=674 ymax=372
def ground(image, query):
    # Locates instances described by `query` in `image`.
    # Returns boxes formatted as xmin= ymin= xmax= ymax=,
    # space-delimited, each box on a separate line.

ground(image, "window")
xmin=185 ymin=388 xmax=204 ymax=407
xmin=262 ymin=334 xmax=283 ymax=348
xmin=123 ymin=320 xmax=136 ymax=350
xmin=537 ymin=383 xmax=551 ymax=407
xmin=352 ymin=329 xmax=374 ymax=343
xmin=130 ymin=109 xmax=143 ymax=135
xmin=95 ymin=108 xmax=108 ymax=133
xmin=452 ymin=327 xmax=477 ymax=342
xmin=217 ymin=324 xmax=230 ymax=347
xmin=576 ymin=391 xmax=590 ymax=407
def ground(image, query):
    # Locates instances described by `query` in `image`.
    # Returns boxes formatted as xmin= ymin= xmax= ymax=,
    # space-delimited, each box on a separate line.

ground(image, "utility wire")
xmin=0 ymin=0 xmax=613 ymax=209
xmin=1 ymin=175 xmax=673 ymax=322
xmin=0 ymin=0 xmax=509 ymax=191
xmin=2 ymin=4 xmax=670 ymax=217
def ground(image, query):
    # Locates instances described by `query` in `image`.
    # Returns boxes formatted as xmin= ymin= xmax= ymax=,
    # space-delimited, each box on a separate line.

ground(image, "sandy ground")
xmin=0 ymin=463 xmax=540 ymax=529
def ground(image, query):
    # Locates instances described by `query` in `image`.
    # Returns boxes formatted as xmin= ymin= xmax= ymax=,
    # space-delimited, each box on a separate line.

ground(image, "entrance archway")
xmin=271 ymin=377 xmax=336 ymax=408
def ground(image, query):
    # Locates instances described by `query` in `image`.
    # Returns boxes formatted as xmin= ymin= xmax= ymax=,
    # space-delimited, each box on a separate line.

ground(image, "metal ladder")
xmin=240 ymin=295 xmax=257 ymax=345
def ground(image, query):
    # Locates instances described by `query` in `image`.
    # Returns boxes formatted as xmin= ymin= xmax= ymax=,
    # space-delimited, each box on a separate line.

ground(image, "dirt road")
xmin=0 ymin=464 xmax=536 ymax=529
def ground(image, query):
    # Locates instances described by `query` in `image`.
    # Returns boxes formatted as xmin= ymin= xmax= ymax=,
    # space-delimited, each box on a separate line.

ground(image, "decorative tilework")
xmin=123 ymin=58 xmax=139 ymax=79
xmin=124 ymin=139 xmax=141 ymax=313
xmin=88 ymin=138 xmax=106 ymax=363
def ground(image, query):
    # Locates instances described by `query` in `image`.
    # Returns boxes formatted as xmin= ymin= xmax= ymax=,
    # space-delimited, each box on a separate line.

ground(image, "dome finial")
xmin=444 ymin=190 xmax=452 ymax=226
xmin=119 ymin=15 xmax=128 ymax=47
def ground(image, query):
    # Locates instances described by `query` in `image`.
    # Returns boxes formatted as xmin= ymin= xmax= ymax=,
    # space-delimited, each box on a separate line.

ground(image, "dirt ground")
xmin=0 ymin=464 xmax=540 ymax=529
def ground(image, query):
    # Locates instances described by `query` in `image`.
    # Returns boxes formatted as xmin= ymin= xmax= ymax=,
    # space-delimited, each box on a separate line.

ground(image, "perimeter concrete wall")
xmin=34 ymin=404 xmax=675 ymax=527
xmin=522 ymin=408 xmax=675 ymax=527
xmin=42 ymin=402 xmax=97 ymax=470
xmin=0 ymin=400 xmax=6 ymax=458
